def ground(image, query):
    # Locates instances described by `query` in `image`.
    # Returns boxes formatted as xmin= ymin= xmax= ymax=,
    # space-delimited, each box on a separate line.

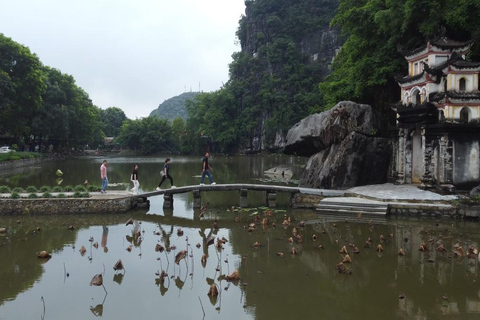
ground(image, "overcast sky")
xmin=0 ymin=0 xmax=246 ymax=119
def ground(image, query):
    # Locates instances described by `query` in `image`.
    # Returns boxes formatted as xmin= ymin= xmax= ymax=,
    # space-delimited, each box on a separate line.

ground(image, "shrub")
xmin=74 ymin=185 xmax=86 ymax=192
xmin=52 ymin=186 xmax=63 ymax=192
xmin=42 ymin=192 xmax=52 ymax=198
xmin=0 ymin=186 xmax=11 ymax=193
xmin=28 ymin=193 xmax=38 ymax=199
xmin=81 ymin=192 xmax=90 ymax=198
xmin=72 ymin=191 xmax=83 ymax=198
xmin=26 ymin=186 xmax=38 ymax=193
xmin=57 ymin=193 xmax=66 ymax=198
xmin=40 ymin=186 xmax=51 ymax=192
xmin=12 ymin=187 xmax=24 ymax=193
xmin=64 ymin=185 xmax=74 ymax=192
xmin=10 ymin=192 xmax=20 ymax=199
xmin=88 ymin=185 xmax=101 ymax=192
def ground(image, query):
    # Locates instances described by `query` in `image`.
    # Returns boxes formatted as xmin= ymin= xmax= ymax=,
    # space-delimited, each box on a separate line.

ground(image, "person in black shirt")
xmin=130 ymin=164 xmax=139 ymax=194
xmin=157 ymin=158 xmax=175 ymax=190
xmin=200 ymin=152 xmax=216 ymax=185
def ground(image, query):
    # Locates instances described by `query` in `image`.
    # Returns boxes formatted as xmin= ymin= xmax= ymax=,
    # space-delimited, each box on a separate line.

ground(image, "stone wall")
xmin=0 ymin=197 xmax=137 ymax=215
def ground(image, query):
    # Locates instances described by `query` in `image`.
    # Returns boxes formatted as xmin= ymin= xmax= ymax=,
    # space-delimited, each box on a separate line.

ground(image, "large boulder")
xmin=284 ymin=101 xmax=390 ymax=189
xmin=284 ymin=101 xmax=379 ymax=157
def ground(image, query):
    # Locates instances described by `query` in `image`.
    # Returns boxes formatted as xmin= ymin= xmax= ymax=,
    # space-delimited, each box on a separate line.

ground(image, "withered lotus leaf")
xmin=90 ymin=274 xmax=103 ymax=286
xmin=376 ymin=244 xmax=384 ymax=252
xmin=398 ymin=248 xmax=405 ymax=256
xmin=207 ymin=284 xmax=218 ymax=297
xmin=342 ymin=254 xmax=352 ymax=263
xmin=339 ymin=246 xmax=348 ymax=254
xmin=175 ymin=250 xmax=187 ymax=265
xmin=80 ymin=246 xmax=87 ymax=255
xmin=37 ymin=251 xmax=51 ymax=259
xmin=226 ymin=270 xmax=240 ymax=281
xmin=125 ymin=218 xmax=133 ymax=226
xmin=155 ymin=244 xmax=165 ymax=252
xmin=206 ymin=236 xmax=215 ymax=246
xmin=113 ymin=259 xmax=124 ymax=271
xmin=93 ymin=242 xmax=99 ymax=249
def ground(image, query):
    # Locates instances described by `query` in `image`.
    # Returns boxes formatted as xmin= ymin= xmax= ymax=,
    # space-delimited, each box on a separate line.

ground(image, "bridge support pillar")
xmin=266 ymin=192 xmax=276 ymax=207
xmin=239 ymin=189 xmax=248 ymax=207
xmin=193 ymin=190 xmax=201 ymax=209
xmin=163 ymin=193 xmax=173 ymax=209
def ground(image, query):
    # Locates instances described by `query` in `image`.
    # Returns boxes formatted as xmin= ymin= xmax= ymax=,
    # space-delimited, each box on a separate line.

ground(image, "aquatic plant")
xmin=0 ymin=186 xmax=11 ymax=193
xmin=74 ymin=185 xmax=86 ymax=192
xmin=88 ymin=185 xmax=101 ymax=192
xmin=40 ymin=186 xmax=51 ymax=192
xmin=26 ymin=186 xmax=37 ymax=193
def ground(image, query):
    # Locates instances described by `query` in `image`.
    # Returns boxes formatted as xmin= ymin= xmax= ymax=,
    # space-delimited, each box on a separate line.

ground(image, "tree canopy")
xmin=319 ymin=0 xmax=480 ymax=114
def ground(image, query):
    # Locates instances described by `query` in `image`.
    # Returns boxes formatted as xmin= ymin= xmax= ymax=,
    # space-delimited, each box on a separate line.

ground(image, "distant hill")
xmin=149 ymin=92 xmax=200 ymax=121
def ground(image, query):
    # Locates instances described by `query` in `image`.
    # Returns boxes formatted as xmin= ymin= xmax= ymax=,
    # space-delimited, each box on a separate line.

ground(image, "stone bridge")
xmin=132 ymin=184 xmax=345 ymax=209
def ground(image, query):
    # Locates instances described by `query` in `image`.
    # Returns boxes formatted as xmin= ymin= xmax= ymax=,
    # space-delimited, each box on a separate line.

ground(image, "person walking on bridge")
xmin=200 ymin=152 xmax=216 ymax=185
xmin=130 ymin=164 xmax=139 ymax=194
xmin=157 ymin=158 xmax=175 ymax=190
xmin=100 ymin=160 xmax=108 ymax=193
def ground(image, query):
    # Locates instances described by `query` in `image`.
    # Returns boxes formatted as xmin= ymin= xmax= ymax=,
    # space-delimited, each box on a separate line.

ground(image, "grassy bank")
xmin=0 ymin=151 xmax=44 ymax=162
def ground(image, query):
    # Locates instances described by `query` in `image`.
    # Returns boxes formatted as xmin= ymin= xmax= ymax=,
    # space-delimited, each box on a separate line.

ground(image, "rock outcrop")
xmin=284 ymin=101 xmax=390 ymax=189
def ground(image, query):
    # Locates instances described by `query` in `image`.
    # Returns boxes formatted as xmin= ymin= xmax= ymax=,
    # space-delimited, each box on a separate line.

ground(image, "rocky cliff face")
xmin=238 ymin=0 xmax=342 ymax=153
xmin=284 ymin=101 xmax=390 ymax=189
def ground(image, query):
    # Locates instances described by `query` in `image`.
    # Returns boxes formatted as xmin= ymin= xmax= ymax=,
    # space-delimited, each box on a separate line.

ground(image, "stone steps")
xmin=316 ymin=197 xmax=388 ymax=215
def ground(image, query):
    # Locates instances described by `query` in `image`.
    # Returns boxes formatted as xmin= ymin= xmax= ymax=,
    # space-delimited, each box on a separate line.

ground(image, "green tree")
xmin=0 ymin=33 xmax=45 ymax=137
xmin=117 ymin=117 xmax=174 ymax=154
xmin=100 ymin=107 xmax=127 ymax=137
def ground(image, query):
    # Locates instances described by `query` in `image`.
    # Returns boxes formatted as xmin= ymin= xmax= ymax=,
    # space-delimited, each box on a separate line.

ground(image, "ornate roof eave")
xmin=445 ymin=91 xmax=480 ymax=101
xmin=429 ymin=38 xmax=473 ymax=51
xmin=396 ymin=72 xmax=426 ymax=86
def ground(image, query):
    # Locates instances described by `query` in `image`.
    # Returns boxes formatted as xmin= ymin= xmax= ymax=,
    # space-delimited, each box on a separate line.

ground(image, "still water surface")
xmin=1 ymin=156 xmax=480 ymax=320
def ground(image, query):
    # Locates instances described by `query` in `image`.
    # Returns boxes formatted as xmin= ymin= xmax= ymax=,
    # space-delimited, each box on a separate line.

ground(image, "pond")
xmin=1 ymin=155 xmax=480 ymax=320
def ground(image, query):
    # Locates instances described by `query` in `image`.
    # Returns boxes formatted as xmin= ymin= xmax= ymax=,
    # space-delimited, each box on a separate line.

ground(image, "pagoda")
xmin=392 ymin=38 xmax=480 ymax=191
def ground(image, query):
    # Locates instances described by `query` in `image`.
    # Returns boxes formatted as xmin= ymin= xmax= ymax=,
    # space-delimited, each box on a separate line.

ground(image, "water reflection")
xmin=1 ymin=212 xmax=480 ymax=319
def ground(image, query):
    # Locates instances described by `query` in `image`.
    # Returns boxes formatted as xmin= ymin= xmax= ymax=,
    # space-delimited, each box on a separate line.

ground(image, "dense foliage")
xmin=0 ymin=34 xmax=127 ymax=151
xmin=319 ymin=0 xmax=480 ymax=116
xmin=149 ymin=92 xmax=200 ymax=121
xmin=186 ymin=0 xmax=339 ymax=153
xmin=117 ymin=117 xmax=174 ymax=154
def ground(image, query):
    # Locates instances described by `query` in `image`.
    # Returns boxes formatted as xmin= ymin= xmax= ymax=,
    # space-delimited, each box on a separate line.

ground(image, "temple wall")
xmin=453 ymin=139 xmax=480 ymax=185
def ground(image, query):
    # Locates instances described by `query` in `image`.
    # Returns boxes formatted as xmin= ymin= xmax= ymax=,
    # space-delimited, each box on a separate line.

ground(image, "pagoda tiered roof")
xmin=399 ymin=37 xmax=473 ymax=59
